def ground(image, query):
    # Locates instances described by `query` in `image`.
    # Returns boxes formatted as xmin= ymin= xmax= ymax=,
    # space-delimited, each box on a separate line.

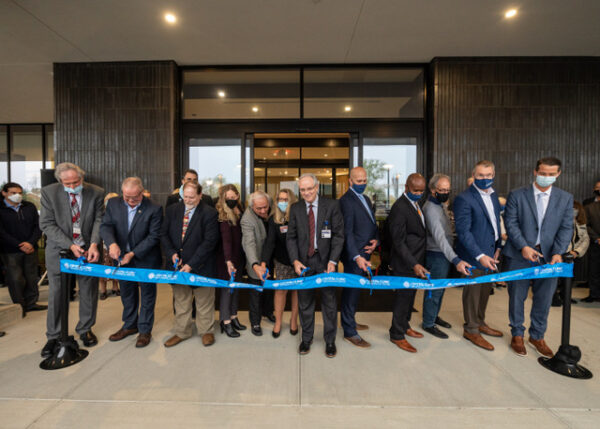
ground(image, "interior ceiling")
xmin=1 ymin=0 xmax=599 ymax=123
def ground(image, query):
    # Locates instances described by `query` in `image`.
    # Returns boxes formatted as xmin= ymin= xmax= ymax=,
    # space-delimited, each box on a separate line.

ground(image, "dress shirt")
xmin=3 ymin=199 xmax=21 ymax=212
xmin=350 ymin=187 xmax=375 ymax=223
xmin=533 ymin=183 xmax=552 ymax=246
xmin=473 ymin=184 xmax=499 ymax=261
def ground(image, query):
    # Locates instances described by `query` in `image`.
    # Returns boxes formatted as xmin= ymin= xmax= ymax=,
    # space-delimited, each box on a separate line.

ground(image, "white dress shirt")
xmin=533 ymin=183 xmax=552 ymax=245
xmin=403 ymin=193 xmax=425 ymax=226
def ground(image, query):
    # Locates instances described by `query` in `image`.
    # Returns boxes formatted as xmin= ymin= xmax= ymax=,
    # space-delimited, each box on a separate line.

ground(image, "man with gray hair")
xmin=421 ymin=174 xmax=472 ymax=339
xmin=39 ymin=162 xmax=105 ymax=358
xmin=100 ymin=177 xmax=163 ymax=348
xmin=241 ymin=190 xmax=274 ymax=336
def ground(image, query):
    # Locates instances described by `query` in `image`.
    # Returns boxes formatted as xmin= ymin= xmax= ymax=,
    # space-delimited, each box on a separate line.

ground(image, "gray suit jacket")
xmin=240 ymin=207 xmax=267 ymax=280
xmin=503 ymin=184 xmax=573 ymax=262
xmin=40 ymin=182 xmax=105 ymax=270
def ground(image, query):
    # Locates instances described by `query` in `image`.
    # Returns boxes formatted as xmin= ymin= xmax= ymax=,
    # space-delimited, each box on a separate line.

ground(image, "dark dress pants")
xmin=589 ymin=243 xmax=600 ymax=298
xmin=120 ymin=280 xmax=157 ymax=334
xmin=0 ymin=252 xmax=39 ymax=309
xmin=389 ymin=272 xmax=417 ymax=340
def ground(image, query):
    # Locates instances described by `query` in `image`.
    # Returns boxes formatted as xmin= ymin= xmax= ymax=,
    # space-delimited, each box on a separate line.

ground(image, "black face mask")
xmin=594 ymin=190 xmax=600 ymax=197
xmin=225 ymin=199 xmax=238 ymax=209
xmin=435 ymin=192 xmax=450 ymax=203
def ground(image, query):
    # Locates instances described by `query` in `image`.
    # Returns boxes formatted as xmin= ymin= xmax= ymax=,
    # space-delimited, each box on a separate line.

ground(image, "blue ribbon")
xmin=59 ymin=259 xmax=573 ymax=291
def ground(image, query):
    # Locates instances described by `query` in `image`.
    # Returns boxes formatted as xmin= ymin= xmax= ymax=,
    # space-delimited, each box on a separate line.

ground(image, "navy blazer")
xmin=339 ymin=189 xmax=379 ymax=274
xmin=503 ymin=185 xmax=573 ymax=262
xmin=454 ymin=185 xmax=502 ymax=269
xmin=100 ymin=197 xmax=163 ymax=269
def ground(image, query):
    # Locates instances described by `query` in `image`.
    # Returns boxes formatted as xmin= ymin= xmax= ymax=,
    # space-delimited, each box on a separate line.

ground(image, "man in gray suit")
xmin=39 ymin=162 xmax=105 ymax=358
xmin=287 ymin=173 xmax=344 ymax=358
xmin=241 ymin=190 xmax=272 ymax=336
xmin=503 ymin=157 xmax=573 ymax=358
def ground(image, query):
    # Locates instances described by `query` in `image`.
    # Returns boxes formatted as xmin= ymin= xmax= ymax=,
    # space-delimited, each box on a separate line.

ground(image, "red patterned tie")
xmin=181 ymin=209 xmax=191 ymax=241
xmin=308 ymin=204 xmax=315 ymax=257
xmin=70 ymin=194 xmax=81 ymax=240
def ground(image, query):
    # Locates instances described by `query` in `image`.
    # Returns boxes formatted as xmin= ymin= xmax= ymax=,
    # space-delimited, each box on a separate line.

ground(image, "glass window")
xmin=10 ymin=125 xmax=43 ymax=206
xmin=304 ymin=68 xmax=424 ymax=119
xmin=45 ymin=125 xmax=55 ymax=169
xmin=188 ymin=138 xmax=242 ymax=199
xmin=363 ymin=138 xmax=417 ymax=213
xmin=0 ymin=126 xmax=7 ymax=187
xmin=183 ymin=69 xmax=300 ymax=119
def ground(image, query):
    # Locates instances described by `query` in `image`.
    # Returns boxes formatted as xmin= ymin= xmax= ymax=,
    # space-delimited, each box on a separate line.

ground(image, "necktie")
xmin=308 ymin=204 xmax=315 ymax=257
xmin=181 ymin=209 xmax=192 ymax=241
xmin=536 ymin=193 xmax=545 ymax=245
xmin=70 ymin=193 xmax=84 ymax=245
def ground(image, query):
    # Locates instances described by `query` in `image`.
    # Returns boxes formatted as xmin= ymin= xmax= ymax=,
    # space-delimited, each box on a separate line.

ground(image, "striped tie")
xmin=308 ymin=204 xmax=315 ymax=257
xmin=181 ymin=208 xmax=192 ymax=241
xmin=70 ymin=193 xmax=84 ymax=245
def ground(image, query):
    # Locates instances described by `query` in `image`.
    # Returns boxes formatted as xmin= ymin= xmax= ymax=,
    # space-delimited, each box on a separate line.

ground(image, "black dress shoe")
xmin=272 ymin=330 xmax=280 ymax=338
xmin=299 ymin=341 xmax=311 ymax=355
xmin=325 ymin=342 xmax=337 ymax=358
xmin=231 ymin=318 xmax=246 ymax=331
xmin=551 ymin=293 xmax=563 ymax=307
xmin=80 ymin=330 xmax=98 ymax=347
xmin=0 ymin=331 xmax=5 ymax=337
xmin=263 ymin=313 xmax=276 ymax=323
xmin=582 ymin=296 xmax=600 ymax=303
xmin=41 ymin=339 xmax=58 ymax=358
xmin=435 ymin=317 xmax=452 ymax=329
xmin=251 ymin=325 xmax=263 ymax=336
xmin=290 ymin=327 xmax=298 ymax=336
xmin=25 ymin=304 xmax=48 ymax=312
xmin=423 ymin=325 xmax=449 ymax=339
xmin=220 ymin=321 xmax=240 ymax=338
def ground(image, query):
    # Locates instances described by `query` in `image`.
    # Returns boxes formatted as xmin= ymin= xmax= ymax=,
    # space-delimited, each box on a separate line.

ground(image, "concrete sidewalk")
xmin=0 ymin=284 xmax=599 ymax=428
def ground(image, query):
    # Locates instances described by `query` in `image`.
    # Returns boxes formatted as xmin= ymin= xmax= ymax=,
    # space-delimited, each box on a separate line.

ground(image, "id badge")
xmin=73 ymin=227 xmax=82 ymax=235
xmin=279 ymin=225 xmax=288 ymax=234
xmin=321 ymin=229 xmax=331 ymax=239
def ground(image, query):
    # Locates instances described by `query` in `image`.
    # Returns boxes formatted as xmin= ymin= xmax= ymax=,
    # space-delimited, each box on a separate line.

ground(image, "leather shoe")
xmin=355 ymin=323 xmax=369 ymax=331
xmin=80 ymin=330 xmax=98 ymax=347
xmin=221 ymin=321 xmax=240 ymax=338
xmin=299 ymin=341 xmax=311 ymax=355
xmin=390 ymin=338 xmax=417 ymax=353
xmin=479 ymin=325 xmax=503 ymax=337
xmin=289 ymin=327 xmax=298 ymax=336
xmin=435 ymin=317 xmax=451 ymax=329
xmin=202 ymin=333 xmax=215 ymax=346
xmin=463 ymin=331 xmax=494 ymax=351
xmin=344 ymin=336 xmax=371 ymax=348
xmin=251 ymin=325 xmax=262 ymax=336
xmin=528 ymin=337 xmax=554 ymax=358
xmin=135 ymin=333 xmax=151 ymax=348
xmin=325 ymin=342 xmax=337 ymax=358
xmin=423 ymin=325 xmax=448 ymax=339
xmin=109 ymin=327 xmax=138 ymax=342
xmin=164 ymin=335 xmax=184 ymax=348
xmin=25 ymin=304 xmax=48 ymax=312
xmin=406 ymin=328 xmax=424 ymax=338
xmin=41 ymin=339 xmax=57 ymax=358
xmin=582 ymin=295 xmax=600 ymax=303
xmin=0 ymin=331 xmax=5 ymax=337
xmin=263 ymin=313 xmax=276 ymax=323
xmin=510 ymin=336 xmax=527 ymax=356
xmin=231 ymin=318 xmax=246 ymax=331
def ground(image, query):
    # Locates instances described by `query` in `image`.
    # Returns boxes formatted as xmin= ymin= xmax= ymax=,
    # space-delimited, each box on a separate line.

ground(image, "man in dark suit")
xmin=166 ymin=169 xmax=214 ymax=208
xmin=582 ymin=180 xmax=600 ymax=206
xmin=387 ymin=173 xmax=429 ymax=353
xmin=454 ymin=160 xmax=504 ymax=351
xmin=161 ymin=182 xmax=220 ymax=348
xmin=584 ymin=183 xmax=600 ymax=302
xmin=100 ymin=177 xmax=163 ymax=348
xmin=39 ymin=162 xmax=104 ymax=358
xmin=287 ymin=173 xmax=344 ymax=358
xmin=339 ymin=167 xmax=378 ymax=348
xmin=503 ymin=157 xmax=573 ymax=357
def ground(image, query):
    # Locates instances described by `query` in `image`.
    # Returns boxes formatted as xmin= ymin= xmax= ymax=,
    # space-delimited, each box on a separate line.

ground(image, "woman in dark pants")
xmin=261 ymin=188 xmax=299 ymax=338
xmin=215 ymin=184 xmax=246 ymax=337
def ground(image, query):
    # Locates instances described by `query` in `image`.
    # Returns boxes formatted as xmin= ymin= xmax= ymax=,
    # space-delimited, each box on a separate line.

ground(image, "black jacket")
xmin=0 ymin=200 xmax=42 ymax=253
xmin=262 ymin=216 xmax=291 ymax=266
xmin=387 ymin=194 xmax=427 ymax=275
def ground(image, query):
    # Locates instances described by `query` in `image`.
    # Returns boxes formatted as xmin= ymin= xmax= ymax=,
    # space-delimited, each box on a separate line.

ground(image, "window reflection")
xmin=10 ymin=125 xmax=43 ymax=207
xmin=189 ymin=139 xmax=241 ymax=199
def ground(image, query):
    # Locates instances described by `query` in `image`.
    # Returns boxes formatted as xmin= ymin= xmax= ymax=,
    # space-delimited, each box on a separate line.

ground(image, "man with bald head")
xmin=338 ymin=167 xmax=378 ymax=348
xmin=100 ymin=177 xmax=163 ymax=348
xmin=387 ymin=173 xmax=429 ymax=353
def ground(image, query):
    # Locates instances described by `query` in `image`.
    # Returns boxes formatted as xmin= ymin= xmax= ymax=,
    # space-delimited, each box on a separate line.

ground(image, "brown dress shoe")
xmin=164 ymin=335 xmax=185 ymax=348
xmin=356 ymin=323 xmax=369 ymax=331
xmin=528 ymin=338 xmax=554 ymax=358
xmin=109 ymin=327 xmax=138 ymax=342
xmin=135 ymin=333 xmax=151 ymax=348
xmin=463 ymin=331 xmax=494 ymax=351
xmin=479 ymin=325 xmax=503 ymax=337
xmin=202 ymin=333 xmax=215 ymax=347
xmin=510 ymin=336 xmax=527 ymax=356
xmin=390 ymin=338 xmax=417 ymax=353
xmin=406 ymin=328 xmax=424 ymax=338
xmin=344 ymin=336 xmax=371 ymax=348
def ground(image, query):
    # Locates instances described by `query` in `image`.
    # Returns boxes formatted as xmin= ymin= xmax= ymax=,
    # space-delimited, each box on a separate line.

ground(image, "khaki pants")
xmin=172 ymin=285 xmax=215 ymax=339
xmin=462 ymin=269 xmax=492 ymax=335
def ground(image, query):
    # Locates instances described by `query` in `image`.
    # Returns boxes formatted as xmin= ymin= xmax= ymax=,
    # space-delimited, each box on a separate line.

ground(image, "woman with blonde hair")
xmin=261 ymin=188 xmax=299 ymax=337
xmin=100 ymin=192 xmax=120 ymax=300
xmin=215 ymin=184 xmax=246 ymax=337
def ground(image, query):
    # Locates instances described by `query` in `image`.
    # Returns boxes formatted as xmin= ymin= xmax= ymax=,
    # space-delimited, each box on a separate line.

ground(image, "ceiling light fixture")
xmin=252 ymin=106 xmax=259 ymax=113
xmin=344 ymin=105 xmax=352 ymax=112
xmin=505 ymin=9 xmax=517 ymax=18
xmin=164 ymin=13 xmax=177 ymax=23
xmin=217 ymin=90 xmax=226 ymax=98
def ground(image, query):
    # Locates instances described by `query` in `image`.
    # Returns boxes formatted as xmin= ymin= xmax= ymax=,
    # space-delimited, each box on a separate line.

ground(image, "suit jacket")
xmin=40 ymin=182 xmax=105 ymax=256
xmin=240 ymin=207 xmax=268 ymax=280
xmin=454 ymin=185 xmax=502 ymax=269
xmin=286 ymin=196 xmax=344 ymax=268
xmin=503 ymin=185 xmax=573 ymax=262
xmin=387 ymin=194 xmax=426 ymax=275
xmin=160 ymin=201 xmax=219 ymax=277
xmin=100 ymin=196 xmax=163 ymax=269
xmin=585 ymin=201 xmax=600 ymax=243
xmin=339 ymin=189 xmax=379 ymax=274
xmin=166 ymin=192 xmax=214 ymax=208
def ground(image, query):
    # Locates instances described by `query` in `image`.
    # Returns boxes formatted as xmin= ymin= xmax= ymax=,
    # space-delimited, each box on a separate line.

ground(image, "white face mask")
xmin=7 ymin=194 xmax=23 ymax=204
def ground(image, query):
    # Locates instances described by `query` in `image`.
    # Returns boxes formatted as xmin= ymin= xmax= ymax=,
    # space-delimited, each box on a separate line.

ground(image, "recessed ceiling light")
xmin=252 ymin=106 xmax=259 ymax=112
xmin=217 ymin=90 xmax=226 ymax=98
xmin=505 ymin=9 xmax=517 ymax=18
xmin=164 ymin=13 xmax=177 ymax=23
xmin=344 ymin=105 xmax=352 ymax=112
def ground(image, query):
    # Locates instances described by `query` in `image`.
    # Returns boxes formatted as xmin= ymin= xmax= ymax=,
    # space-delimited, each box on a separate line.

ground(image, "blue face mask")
xmin=474 ymin=178 xmax=494 ymax=190
xmin=535 ymin=175 xmax=557 ymax=188
xmin=179 ymin=186 xmax=184 ymax=199
xmin=64 ymin=184 xmax=83 ymax=194
xmin=277 ymin=202 xmax=288 ymax=212
xmin=406 ymin=191 xmax=422 ymax=202
xmin=351 ymin=183 xmax=367 ymax=194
